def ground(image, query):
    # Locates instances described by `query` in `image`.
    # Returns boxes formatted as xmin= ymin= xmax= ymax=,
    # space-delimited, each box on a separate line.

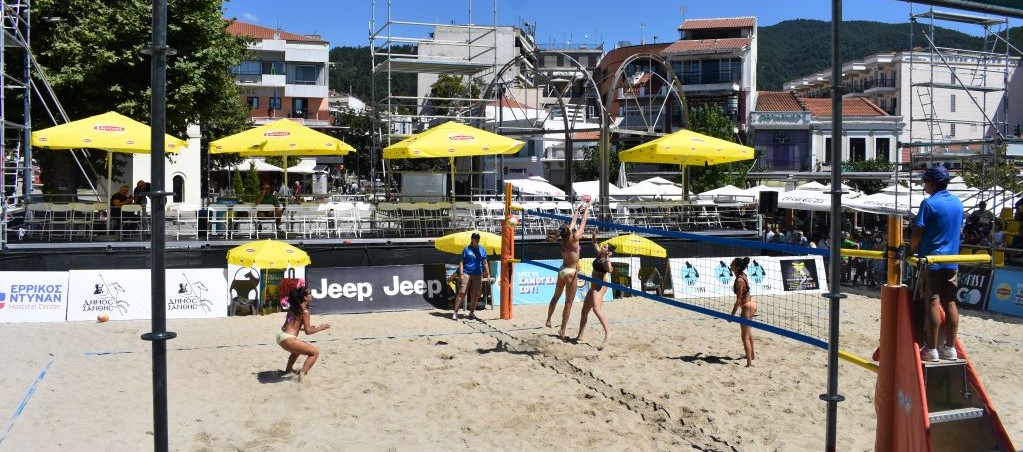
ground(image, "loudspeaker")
xmin=759 ymin=191 xmax=779 ymax=214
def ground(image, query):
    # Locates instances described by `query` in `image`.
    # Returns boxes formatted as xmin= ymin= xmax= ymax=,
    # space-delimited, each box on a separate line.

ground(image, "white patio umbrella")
xmin=696 ymin=184 xmax=755 ymax=202
xmin=227 ymin=158 xmax=284 ymax=172
xmin=285 ymin=158 xmax=318 ymax=174
xmin=747 ymin=184 xmax=784 ymax=201
xmin=778 ymin=188 xmax=861 ymax=212
xmin=845 ymin=191 xmax=921 ymax=216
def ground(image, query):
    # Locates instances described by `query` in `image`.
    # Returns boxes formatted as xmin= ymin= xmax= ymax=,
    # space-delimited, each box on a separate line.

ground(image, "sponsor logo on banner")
xmin=308 ymin=265 xmax=447 ymax=313
xmin=679 ymin=261 xmax=701 ymax=286
xmin=82 ymin=274 xmax=131 ymax=315
xmin=0 ymin=272 xmax=70 ymax=323
xmin=955 ymin=266 xmax=991 ymax=309
xmin=167 ymin=269 xmax=228 ymax=319
xmin=714 ymin=260 xmax=732 ymax=285
xmin=780 ymin=258 xmax=820 ymax=291
xmin=985 ymin=268 xmax=1023 ymax=318
xmin=513 ymin=259 xmax=616 ymax=304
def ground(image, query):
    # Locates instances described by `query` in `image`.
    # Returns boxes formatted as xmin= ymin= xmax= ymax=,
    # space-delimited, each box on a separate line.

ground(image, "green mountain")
xmin=758 ymin=19 xmax=1022 ymax=90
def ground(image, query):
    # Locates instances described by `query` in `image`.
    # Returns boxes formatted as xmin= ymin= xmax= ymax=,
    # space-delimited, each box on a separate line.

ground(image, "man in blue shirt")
xmin=909 ymin=166 xmax=964 ymax=362
xmin=452 ymin=232 xmax=491 ymax=321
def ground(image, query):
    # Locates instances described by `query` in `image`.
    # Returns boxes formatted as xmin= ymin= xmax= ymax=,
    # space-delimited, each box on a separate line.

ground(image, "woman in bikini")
xmin=729 ymin=257 xmax=757 ymax=367
xmin=277 ymin=287 xmax=331 ymax=382
xmin=545 ymin=199 xmax=591 ymax=340
xmin=576 ymin=229 xmax=614 ymax=348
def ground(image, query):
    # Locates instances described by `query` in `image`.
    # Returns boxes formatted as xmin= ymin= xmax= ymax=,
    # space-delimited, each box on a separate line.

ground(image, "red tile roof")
xmin=226 ymin=20 xmax=327 ymax=44
xmin=679 ymin=17 xmax=756 ymax=30
xmin=755 ymin=92 xmax=803 ymax=112
xmin=571 ymin=130 xmax=600 ymax=141
xmin=800 ymin=98 xmax=888 ymax=116
xmin=660 ymin=37 xmax=752 ymax=54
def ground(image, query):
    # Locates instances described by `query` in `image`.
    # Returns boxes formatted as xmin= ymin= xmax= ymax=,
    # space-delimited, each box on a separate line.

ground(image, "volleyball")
xmin=97 ymin=313 xmax=110 ymax=323
xmin=582 ymin=195 xmax=592 ymax=204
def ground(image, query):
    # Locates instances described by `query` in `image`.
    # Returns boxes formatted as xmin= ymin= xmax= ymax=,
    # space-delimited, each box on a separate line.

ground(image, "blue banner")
xmin=986 ymin=268 xmax=1023 ymax=317
xmin=514 ymin=259 xmax=613 ymax=305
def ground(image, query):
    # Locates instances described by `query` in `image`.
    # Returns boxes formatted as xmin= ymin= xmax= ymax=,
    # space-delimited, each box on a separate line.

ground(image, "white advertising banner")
xmin=67 ymin=269 xmax=229 ymax=322
xmin=165 ymin=269 xmax=229 ymax=319
xmin=0 ymin=272 xmax=70 ymax=323
xmin=669 ymin=255 xmax=828 ymax=300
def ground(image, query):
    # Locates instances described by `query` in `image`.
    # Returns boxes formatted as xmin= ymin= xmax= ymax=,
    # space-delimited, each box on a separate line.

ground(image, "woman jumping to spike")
xmin=277 ymin=286 xmax=331 ymax=382
xmin=729 ymin=257 xmax=757 ymax=367
xmin=545 ymin=199 xmax=591 ymax=340
xmin=576 ymin=228 xmax=614 ymax=349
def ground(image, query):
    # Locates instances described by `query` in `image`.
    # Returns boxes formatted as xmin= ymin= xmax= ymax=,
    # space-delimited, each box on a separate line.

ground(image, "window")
xmin=850 ymin=138 xmax=866 ymax=161
xmin=824 ymin=138 xmax=832 ymax=164
xmin=875 ymin=138 xmax=890 ymax=161
xmin=172 ymin=175 xmax=184 ymax=203
xmin=949 ymin=123 xmax=956 ymax=137
xmin=229 ymin=60 xmax=261 ymax=75
xmin=292 ymin=98 xmax=308 ymax=118
xmin=246 ymin=97 xmax=259 ymax=109
xmin=682 ymin=60 xmax=700 ymax=84
xmin=556 ymin=55 xmax=564 ymax=67
xmin=294 ymin=65 xmax=319 ymax=84
xmin=774 ymin=130 xmax=789 ymax=144
xmin=261 ymin=61 xmax=285 ymax=75
xmin=950 ymin=94 xmax=956 ymax=112
xmin=269 ymin=97 xmax=281 ymax=110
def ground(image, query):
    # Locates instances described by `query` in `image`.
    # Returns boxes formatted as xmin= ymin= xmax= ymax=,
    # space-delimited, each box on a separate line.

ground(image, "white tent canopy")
xmin=225 ymin=158 xmax=284 ymax=172
xmin=778 ymin=188 xmax=860 ymax=212
xmin=506 ymin=176 xmax=566 ymax=198
xmin=845 ymin=191 xmax=922 ymax=216
xmin=285 ymin=158 xmax=319 ymax=174
xmin=572 ymin=180 xmax=622 ymax=201
xmin=796 ymin=181 xmax=827 ymax=191
xmin=618 ymin=180 xmax=685 ymax=201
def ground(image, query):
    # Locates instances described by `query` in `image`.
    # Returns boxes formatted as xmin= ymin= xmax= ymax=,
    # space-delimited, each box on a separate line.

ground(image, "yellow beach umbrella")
xmin=600 ymin=234 xmax=667 ymax=258
xmin=434 ymin=230 xmax=503 ymax=255
xmin=384 ymin=121 xmax=525 ymax=198
xmin=210 ymin=119 xmax=355 ymax=186
xmin=31 ymin=111 xmax=188 ymax=233
xmin=227 ymin=239 xmax=311 ymax=268
xmin=618 ymin=129 xmax=753 ymax=166
xmin=31 ymin=111 xmax=187 ymax=153
xmin=210 ymin=119 xmax=354 ymax=156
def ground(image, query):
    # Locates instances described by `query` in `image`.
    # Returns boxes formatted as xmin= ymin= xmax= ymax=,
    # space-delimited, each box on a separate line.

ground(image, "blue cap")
xmin=922 ymin=166 xmax=950 ymax=183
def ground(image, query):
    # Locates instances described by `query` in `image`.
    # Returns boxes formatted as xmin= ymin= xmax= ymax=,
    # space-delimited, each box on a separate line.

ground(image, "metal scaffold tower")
xmin=907 ymin=7 xmax=1020 ymax=214
xmin=369 ymin=0 xmax=502 ymax=193
xmin=0 ymin=0 xmax=32 ymax=249
xmin=908 ymin=8 xmax=1014 ymax=163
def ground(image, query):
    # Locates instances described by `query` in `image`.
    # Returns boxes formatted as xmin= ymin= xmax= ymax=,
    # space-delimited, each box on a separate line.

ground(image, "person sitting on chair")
xmin=110 ymin=184 xmax=137 ymax=229
xmin=256 ymin=184 xmax=284 ymax=230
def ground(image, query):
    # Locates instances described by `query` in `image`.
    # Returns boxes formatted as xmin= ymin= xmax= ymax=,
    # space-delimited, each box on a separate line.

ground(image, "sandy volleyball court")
xmin=1 ymin=292 xmax=1020 ymax=451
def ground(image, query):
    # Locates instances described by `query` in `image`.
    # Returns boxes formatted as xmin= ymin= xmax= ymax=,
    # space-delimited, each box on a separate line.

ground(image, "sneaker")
xmin=468 ymin=312 xmax=480 ymax=321
xmin=938 ymin=345 xmax=958 ymax=360
xmin=451 ymin=311 xmax=458 ymax=320
xmin=920 ymin=347 xmax=939 ymax=362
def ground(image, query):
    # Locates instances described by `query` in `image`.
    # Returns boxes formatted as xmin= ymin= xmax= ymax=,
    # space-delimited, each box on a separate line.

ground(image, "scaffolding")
xmin=908 ymin=9 xmax=1012 ymax=150
xmin=1 ymin=0 xmax=31 ymax=249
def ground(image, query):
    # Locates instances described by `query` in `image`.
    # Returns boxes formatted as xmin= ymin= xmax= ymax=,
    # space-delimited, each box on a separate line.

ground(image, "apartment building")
xmin=784 ymin=49 xmax=1020 ymax=167
xmin=592 ymin=16 xmax=757 ymax=133
xmin=226 ymin=21 xmax=331 ymax=127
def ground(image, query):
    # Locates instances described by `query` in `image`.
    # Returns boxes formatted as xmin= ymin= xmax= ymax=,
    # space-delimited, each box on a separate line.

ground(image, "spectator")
xmin=909 ymin=165 xmax=964 ymax=362
xmin=256 ymin=184 xmax=284 ymax=230
xmin=763 ymin=225 xmax=775 ymax=243
xmin=110 ymin=184 xmax=135 ymax=220
xmin=985 ymin=221 xmax=1006 ymax=248
xmin=133 ymin=180 xmax=150 ymax=208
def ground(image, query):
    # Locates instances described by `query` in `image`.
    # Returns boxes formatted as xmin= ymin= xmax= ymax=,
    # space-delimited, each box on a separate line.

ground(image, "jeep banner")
xmin=307 ymin=264 xmax=448 ymax=313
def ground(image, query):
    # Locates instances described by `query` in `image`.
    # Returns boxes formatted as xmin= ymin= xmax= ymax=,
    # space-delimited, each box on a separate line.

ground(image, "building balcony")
xmin=251 ymin=114 xmax=332 ymax=128
xmin=864 ymin=78 xmax=897 ymax=94
xmin=285 ymin=83 xmax=329 ymax=99
xmin=235 ymin=73 xmax=286 ymax=87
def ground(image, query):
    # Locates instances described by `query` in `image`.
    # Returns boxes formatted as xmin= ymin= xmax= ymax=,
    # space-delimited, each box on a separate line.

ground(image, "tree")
xmin=572 ymin=144 xmax=620 ymax=183
xmin=843 ymin=159 xmax=895 ymax=195
xmin=961 ymin=144 xmax=1021 ymax=194
xmin=231 ymin=167 xmax=244 ymax=198
xmin=30 ymin=0 xmax=250 ymax=191
xmin=243 ymin=162 xmax=261 ymax=202
xmin=332 ymin=107 xmax=376 ymax=178
xmin=686 ymin=106 xmax=750 ymax=193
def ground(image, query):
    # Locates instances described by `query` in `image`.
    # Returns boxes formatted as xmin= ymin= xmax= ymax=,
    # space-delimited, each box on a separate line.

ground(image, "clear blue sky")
xmin=222 ymin=0 xmax=1012 ymax=48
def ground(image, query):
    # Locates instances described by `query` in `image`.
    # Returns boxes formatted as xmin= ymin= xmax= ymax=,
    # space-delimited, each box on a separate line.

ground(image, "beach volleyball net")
xmin=516 ymin=206 xmax=831 ymax=348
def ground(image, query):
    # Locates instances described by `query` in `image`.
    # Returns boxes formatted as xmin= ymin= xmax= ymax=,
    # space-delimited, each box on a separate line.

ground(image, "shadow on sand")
xmin=255 ymin=370 xmax=298 ymax=384
xmin=667 ymin=352 xmax=737 ymax=365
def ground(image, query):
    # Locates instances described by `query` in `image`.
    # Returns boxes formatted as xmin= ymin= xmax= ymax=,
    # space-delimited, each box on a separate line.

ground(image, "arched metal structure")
xmin=600 ymin=53 xmax=688 ymax=214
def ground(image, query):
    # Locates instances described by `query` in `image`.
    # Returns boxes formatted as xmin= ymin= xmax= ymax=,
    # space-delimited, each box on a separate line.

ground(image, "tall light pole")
xmin=640 ymin=23 xmax=646 ymax=45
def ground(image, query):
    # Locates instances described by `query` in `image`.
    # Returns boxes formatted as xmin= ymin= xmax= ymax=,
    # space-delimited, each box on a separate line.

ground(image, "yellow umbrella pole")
xmin=450 ymin=156 xmax=455 ymax=201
